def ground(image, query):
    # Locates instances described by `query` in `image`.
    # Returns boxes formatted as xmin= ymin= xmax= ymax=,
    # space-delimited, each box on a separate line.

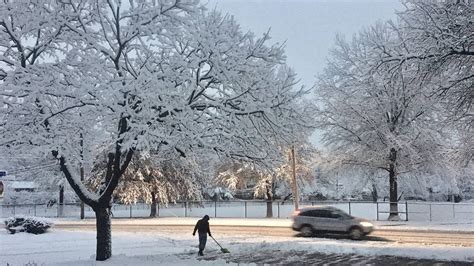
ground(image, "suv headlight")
xmin=359 ymin=221 xmax=373 ymax=227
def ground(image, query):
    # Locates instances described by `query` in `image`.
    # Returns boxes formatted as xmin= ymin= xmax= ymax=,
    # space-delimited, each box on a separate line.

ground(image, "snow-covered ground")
xmin=1 ymin=218 xmax=473 ymax=265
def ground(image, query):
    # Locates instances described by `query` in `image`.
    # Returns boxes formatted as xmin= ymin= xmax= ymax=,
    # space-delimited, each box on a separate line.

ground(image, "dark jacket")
xmin=193 ymin=215 xmax=211 ymax=236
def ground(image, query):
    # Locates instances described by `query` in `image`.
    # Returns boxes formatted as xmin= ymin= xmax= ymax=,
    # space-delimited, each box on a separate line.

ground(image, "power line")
xmin=8 ymin=163 xmax=59 ymax=175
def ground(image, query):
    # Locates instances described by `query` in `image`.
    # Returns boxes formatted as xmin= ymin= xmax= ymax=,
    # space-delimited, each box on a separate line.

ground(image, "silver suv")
xmin=292 ymin=206 xmax=374 ymax=240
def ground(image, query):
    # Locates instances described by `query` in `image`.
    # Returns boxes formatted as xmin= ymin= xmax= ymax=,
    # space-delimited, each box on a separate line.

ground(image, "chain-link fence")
xmin=1 ymin=200 xmax=473 ymax=221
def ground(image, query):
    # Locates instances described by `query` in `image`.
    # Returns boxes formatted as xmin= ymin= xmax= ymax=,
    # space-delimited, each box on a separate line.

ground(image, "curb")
xmin=51 ymin=222 xmax=474 ymax=234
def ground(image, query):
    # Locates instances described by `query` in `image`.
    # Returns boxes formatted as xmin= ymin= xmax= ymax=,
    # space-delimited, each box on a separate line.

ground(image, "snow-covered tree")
xmin=88 ymin=151 xmax=202 ymax=217
xmin=1 ymin=0 xmax=308 ymax=260
xmin=214 ymin=160 xmax=260 ymax=193
xmin=395 ymin=0 xmax=473 ymax=121
xmin=216 ymin=143 xmax=317 ymax=217
xmin=312 ymin=0 xmax=473 ymax=209
xmin=382 ymin=0 xmax=474 ymax=171
xmin=315 ymin=22 xmax=453 ymax=220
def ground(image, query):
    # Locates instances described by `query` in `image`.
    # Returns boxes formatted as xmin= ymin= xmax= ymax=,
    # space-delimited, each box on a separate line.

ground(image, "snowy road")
xmin=2 ymin=226 xmax=474 ymax=265
xmin=56 ymin=224 xmax=474 ymax=247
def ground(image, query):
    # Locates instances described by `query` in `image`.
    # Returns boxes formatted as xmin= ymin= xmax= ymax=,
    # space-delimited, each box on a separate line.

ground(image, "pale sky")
xmin=207 ymin=0 xmax=403 ymax=90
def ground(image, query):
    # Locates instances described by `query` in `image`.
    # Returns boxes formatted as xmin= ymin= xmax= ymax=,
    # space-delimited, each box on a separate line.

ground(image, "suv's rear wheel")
xmin=349 ymin=227 xmax=363 ymax=240
xmin=300 ymin=225 xmax=313 ymax=237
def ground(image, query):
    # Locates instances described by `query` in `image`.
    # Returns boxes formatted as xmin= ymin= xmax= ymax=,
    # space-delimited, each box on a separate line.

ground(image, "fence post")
xmin=453 ymin=204 xmax=455 ymax=219
xmin=348 ymin=201 xmax=351 ymax=215
xmin=13 ymin=204 xmax=15 ymax=216
xmin=184 ymin=202 xmax=187 ymax=217
xmin=214 ymin=201 xmax=217 ymax=218
xmin=278 ymin=201 xmax=280 ymax=218
xmin=130 ymin=204 xmax=132 ymax=218
xmin=34 ymin=204 xmax=37 ymax=216
xmin=244 ymin=201 xmax=247 ymax=218
xmin=157 ymin=203 xmax=160 ymax=217
xmin=376 ymin=202 xmax=379 ymax=221
xmin=405 ymin=201 xmax=408 ymax=221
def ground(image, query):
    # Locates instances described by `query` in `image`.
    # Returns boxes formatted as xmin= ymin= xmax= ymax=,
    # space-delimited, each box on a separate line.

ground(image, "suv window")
xmin=330 ymin=209 xmax=352 ymax=219
xmin=329 ymin=211 xmax=342 ymax=219
xmin=299 ymin=210 xmax=314 ymax=217
xmin=299 ymin=210 xmax=324 ymax=217
xmin=318 ymin=210 xmax=332 ymax=218
xmin=299 ymin=209 xmax=341 ymax=218
xmin=302 ymin=209 xmax=331 ymax=218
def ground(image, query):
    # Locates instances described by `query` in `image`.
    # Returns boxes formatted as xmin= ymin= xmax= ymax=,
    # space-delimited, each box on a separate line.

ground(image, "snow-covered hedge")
xmin=4 ymin=216 xmax=53 ymax=234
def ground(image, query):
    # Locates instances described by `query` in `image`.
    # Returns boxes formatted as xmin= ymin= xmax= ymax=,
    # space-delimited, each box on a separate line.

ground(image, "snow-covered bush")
xmin=206 ymin=187 xmax=234 ymax=201
xmin=4 ymin=216 xmax=53 ymax=235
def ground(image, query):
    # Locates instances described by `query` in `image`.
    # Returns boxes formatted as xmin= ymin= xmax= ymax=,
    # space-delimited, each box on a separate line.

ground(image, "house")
xmin=10 ymin=181 xmax=37 ymax=192
xmin=2 ymin=180 xmax=38 ymax=204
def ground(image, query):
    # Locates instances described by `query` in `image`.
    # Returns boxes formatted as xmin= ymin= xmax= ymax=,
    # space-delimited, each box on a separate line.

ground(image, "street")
xmin=55 ymin=223 xmax=474 ymax=247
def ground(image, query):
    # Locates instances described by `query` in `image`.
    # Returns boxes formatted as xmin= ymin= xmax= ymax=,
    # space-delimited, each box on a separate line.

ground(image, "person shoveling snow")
xmin=192 ymin=215 xmax=212 ymax=256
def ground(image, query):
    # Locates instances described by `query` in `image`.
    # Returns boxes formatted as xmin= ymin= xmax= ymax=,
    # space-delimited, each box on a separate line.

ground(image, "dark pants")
xmin=198 ymin=233 xmax=207 ymax=252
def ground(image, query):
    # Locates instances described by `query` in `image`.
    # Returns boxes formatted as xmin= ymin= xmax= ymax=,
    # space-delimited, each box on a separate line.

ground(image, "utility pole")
xmin=80 ymin=132 xmax=85 ymax=219
xmin=291 ymin=145 xmax=299 ymax=211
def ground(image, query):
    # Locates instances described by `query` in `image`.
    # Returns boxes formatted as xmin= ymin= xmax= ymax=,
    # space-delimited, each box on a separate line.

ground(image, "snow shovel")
xmin=211 ymin=235 xmax=230 ymax=253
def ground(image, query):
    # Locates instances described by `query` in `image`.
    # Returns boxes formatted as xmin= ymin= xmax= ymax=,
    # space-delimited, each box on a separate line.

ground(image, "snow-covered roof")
xmin=10 ymin=181 xmax=37 ymax=189
xmin=0 ymin=174 xmax=15 ymax=181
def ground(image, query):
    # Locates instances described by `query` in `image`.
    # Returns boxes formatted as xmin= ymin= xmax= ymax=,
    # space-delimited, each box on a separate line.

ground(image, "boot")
xmin=198 ymin=249 xmax=203 ymax=256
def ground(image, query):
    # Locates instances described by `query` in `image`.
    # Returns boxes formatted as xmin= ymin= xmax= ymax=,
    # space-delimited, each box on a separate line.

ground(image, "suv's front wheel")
xmin=300 ymin=225 xmax=314 ymax=237
xmin=349 ymin=227 xmax=363 ymax=240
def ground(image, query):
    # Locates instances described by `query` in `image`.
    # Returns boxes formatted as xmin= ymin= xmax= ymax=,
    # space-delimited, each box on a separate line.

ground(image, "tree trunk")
xmin=150 ymin=192 xmax=157 ymax=217
xmin=371 ymin=183 xmax=378 ymax=203
xmin=266 ymin=200 xmax=273 ymax=218
xmin=95 ymin=206 xmax=112 ymax=261
xmin=58 ymin=185 xmax=64 ymax=217
xmin=53 ymin=123 xmax=135 ymax=261
xmin=388 ymin=148 xmax=399 ymax=221
xmin=266 ymin=185 xmax=273 ymax=218
xmin=80 ymin=202 xmax=85 ymax=219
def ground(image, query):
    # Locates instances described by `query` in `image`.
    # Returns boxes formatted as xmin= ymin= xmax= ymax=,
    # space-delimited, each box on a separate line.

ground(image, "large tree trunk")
xmin=53 ymin=116 xmax=135 ymax=261
xmin=266 ymin=200 xmax=273 ymax=218
xmin=150 ymin=192 xmax=157 ymax=217
xmin=388 ymin=148 xmax=399 ymax=221
xmin=95 ymin=206 xmax=112 ymax=261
